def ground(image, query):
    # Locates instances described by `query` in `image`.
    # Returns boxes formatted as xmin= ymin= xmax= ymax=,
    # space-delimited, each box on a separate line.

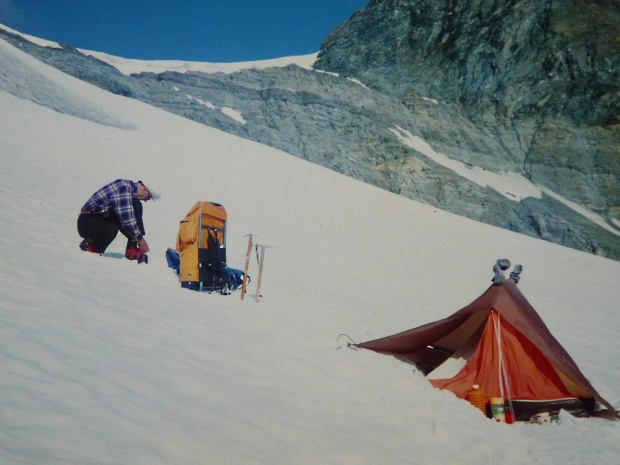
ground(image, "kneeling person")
xmin=77 ymin=179 xmax=161 ymax=262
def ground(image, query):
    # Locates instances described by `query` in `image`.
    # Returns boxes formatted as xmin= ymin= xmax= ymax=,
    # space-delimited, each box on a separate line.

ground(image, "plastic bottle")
xmin=466 ymin=384 xmax=487 ymax=415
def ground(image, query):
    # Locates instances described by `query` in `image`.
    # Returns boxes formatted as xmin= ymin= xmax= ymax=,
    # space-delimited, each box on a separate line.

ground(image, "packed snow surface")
xmin=1 ymin=35 xmax=619 ymax=465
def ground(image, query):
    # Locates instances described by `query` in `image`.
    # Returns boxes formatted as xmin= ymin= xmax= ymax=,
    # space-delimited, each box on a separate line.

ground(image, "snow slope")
xmin=1 ymin=36 xmax=619 ymax=465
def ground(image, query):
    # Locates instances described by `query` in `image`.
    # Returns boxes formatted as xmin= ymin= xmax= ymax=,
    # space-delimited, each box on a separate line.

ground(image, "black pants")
xmin=77 ymin=199 xmax=144 ymax=253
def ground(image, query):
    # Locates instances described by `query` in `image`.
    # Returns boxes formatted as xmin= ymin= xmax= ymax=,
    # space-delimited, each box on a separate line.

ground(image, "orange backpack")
xmin=176 ymin=201 xmax=228 ymax=292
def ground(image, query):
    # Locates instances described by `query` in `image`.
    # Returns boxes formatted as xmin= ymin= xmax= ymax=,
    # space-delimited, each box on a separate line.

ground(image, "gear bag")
xmin=175 ymin=201 xmax=230 ymax=292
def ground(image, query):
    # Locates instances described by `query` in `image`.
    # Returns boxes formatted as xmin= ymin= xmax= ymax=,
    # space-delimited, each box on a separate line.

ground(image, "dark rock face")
xmin=2 ymin=1 xmax=619 ymax=260
xmin=315 ymin=0 xmax=620 ymax=254
xmin=318 ymin=0 xmax=619 ymax=126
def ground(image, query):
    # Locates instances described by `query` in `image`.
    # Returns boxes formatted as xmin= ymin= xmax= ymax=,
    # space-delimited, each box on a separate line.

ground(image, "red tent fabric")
xmin=357 ymin=280 xmax=618 ymax=420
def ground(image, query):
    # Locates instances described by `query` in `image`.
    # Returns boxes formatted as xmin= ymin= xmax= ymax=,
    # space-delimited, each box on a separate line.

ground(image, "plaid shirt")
xmin=81 ymin=179 xmax=143 ymax=240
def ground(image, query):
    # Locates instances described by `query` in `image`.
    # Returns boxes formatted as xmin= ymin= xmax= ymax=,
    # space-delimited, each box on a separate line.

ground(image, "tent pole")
xmin=493 ymin=312 xmax=506 ymax=400
xmin=493 ymin=311 xmax=514 ymax=419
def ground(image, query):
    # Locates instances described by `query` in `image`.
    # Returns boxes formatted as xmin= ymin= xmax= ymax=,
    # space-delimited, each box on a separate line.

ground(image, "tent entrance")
xmin=430 ymin=311 xmax=576 ymax=399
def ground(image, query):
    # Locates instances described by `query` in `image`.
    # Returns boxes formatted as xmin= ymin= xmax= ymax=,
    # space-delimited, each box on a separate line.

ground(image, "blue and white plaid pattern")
xmin=81 ymin=179 xmax=143 ymax=240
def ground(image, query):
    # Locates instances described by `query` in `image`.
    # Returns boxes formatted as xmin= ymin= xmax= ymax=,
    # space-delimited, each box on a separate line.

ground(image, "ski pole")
xmin=255 ymin=245 xmax=266 ymax=302
xmin=241 ymin=234 xmax=253 ymax=300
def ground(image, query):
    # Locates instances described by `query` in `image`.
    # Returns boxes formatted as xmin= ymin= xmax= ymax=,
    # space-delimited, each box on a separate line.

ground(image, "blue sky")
xmin=0 ymin=0 xmax=368 ymax=62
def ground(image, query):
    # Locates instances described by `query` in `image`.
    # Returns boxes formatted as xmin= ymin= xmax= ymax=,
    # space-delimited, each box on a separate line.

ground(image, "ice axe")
xmin=240 ymin=234 xmax=254 ymax=300
xmin=254 ymin=244 xmax=272 ymax=302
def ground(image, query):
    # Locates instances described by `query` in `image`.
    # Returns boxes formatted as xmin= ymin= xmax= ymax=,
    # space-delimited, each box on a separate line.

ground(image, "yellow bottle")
xmin=466 ymin=384 xmax=487 ymax=415
xmin=490 ymin=397 xmax=506 ymax=422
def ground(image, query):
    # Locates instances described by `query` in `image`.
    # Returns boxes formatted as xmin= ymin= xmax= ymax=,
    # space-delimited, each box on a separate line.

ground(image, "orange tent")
xmin=357 ymin=278 xmax=618 ymax=421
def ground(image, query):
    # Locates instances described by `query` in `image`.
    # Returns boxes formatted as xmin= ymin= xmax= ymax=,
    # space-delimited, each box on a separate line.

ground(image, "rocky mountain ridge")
xmin=315 ymin=0 xmax=620 ymax=222
xmin=1 ymin=0 xmax=619 ymax=259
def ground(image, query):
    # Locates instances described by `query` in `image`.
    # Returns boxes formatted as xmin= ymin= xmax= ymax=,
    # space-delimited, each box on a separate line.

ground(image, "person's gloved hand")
xmin=125 ymin=240 xmax=148 ymax=264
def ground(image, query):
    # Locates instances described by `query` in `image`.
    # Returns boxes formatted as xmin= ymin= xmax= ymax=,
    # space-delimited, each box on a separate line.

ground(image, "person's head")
xmin=137 ymin=180 xmax=162 ymax=201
